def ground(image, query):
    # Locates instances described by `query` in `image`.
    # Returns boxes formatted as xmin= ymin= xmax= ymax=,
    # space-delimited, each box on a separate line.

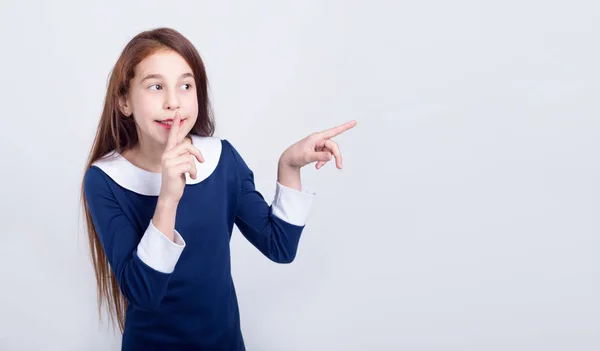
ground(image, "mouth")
xmin=155 ymin=118 xmax=186 ymax=129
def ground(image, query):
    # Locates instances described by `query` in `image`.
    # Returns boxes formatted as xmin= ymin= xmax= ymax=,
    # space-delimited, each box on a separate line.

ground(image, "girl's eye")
xmin=148 ymin=84 xmax=191 ymax=91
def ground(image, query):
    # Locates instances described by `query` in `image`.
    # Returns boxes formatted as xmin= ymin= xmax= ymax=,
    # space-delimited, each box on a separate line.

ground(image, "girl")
xmin=81 ymin=27 xmax=356 ymax=350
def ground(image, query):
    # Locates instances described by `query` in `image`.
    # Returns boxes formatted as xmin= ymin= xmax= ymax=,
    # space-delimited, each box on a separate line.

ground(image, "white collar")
xmin=92 ymin=135 xmax=222 ymax=196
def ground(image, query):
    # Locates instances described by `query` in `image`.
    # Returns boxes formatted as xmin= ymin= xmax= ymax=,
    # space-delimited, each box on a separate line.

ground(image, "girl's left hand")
xmin=279 ymin=120 xmax=357 ymax=170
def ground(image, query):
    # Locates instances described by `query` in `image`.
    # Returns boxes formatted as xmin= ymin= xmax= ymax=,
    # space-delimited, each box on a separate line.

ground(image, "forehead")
xmin=134 ymin=49 xmax=192 ymax=78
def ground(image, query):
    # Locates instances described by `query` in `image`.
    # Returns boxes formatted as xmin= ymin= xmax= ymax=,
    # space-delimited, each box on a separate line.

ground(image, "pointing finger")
xmin=318 ymin=120 xmax=357 ymax=140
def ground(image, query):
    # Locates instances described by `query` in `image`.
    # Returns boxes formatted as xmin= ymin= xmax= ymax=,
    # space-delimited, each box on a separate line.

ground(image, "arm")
xmin=228 ymin=121 xmax=356 ymax=262
xmin=84 ymin=166 xmax=185 ymax=310
xmin=226 ymin=141 xmax=315 ymax=263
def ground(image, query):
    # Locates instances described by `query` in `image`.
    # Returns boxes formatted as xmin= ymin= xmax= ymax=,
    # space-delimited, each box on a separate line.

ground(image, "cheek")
xmin=133 ymin=94 xmax=161 ymax=120
xmin=184 ymin=93 xmax=199 ymax=120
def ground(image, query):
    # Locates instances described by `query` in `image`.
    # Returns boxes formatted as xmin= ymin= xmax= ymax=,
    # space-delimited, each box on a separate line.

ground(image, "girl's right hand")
xmin=159 ymin=111 xmax=204 ymax=204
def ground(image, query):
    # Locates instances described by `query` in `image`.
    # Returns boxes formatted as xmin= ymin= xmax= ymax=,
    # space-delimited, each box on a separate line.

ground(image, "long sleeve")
xmin=225 ymin=140 xmax=315 ymax=263
xmin=83 ymin=166 xmax=186 ymax=310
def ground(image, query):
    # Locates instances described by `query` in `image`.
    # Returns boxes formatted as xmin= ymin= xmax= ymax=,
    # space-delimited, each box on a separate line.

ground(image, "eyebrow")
xmin=141 ymin=72 xmax=194 ymax=82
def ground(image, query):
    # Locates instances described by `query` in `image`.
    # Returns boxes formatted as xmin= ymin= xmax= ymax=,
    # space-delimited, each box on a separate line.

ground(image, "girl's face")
xmin=120 ymin=49 xmax=199 ymax=148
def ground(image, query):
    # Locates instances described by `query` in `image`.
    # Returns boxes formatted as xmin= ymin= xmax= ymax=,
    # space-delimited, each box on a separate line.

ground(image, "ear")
xmin=118 ymin=95 xmax=132 ymax=117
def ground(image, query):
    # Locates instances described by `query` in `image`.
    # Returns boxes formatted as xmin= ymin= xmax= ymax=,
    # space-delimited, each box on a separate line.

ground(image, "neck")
xmin=125 ymin=134 xmax=191 ymax=173
xmin=135 ymin=136 xmax=165 ymax=172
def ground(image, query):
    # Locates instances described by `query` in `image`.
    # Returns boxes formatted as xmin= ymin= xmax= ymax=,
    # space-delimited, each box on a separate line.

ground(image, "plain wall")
xmin=0 ymin=0 xmax=598 ymax=350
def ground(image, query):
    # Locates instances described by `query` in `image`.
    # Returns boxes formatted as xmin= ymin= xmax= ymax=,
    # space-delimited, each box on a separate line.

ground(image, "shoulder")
xmin=84 ymin=160 xmax=112 ymax=188
xmin=218 ymin=139 xmax=256 ymax=181
xmin=83 ymin=162 xmax=113 ymax=201
xmin=87 ymin=151 xmax=131 ymax=187
xmin=218 ymin=138 xmax=245 ymax=161
xmin=217 ymin=138 xmax=235 ymax=154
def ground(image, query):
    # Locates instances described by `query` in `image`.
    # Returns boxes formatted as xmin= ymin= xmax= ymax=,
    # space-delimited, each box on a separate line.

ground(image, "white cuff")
xmin=272 ymin=181 xmax=315 ymax=226
xmin=137 ymin=220 xmax=186 ymax=274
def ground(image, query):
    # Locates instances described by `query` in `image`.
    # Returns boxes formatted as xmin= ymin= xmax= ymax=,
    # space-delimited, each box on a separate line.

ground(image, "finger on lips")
xmin=163 ymin=111 xmax=204 ymax=180
xmin=166 ymin=111 xmax=182 ymax=150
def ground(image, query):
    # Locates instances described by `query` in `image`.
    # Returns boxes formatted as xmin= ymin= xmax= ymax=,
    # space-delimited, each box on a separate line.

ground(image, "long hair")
xmin=80 ymin=27 xmax=215 ymax=332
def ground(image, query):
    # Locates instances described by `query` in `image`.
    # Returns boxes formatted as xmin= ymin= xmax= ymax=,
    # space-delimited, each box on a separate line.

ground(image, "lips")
xmin=155 ymin=118 xmax=186 ymax=129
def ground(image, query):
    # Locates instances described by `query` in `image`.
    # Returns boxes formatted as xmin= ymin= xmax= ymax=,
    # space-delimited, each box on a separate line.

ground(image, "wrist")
xmin=277 ymin=159 xmax=301 ymax=191
xmin=157 ymin=194 xmax=180 ymax=209
xmin=153 ymin=197 xmax=178 ymax=242
xmin=278 ymin=154 xmax=299 ymax=170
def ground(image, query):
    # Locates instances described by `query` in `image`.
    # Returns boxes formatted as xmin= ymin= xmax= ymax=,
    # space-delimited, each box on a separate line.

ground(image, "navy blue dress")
xmin=84 ymin=136 xmax=315 ymax=350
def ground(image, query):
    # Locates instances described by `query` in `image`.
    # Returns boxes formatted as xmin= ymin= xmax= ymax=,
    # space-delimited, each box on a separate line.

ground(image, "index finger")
xmin=166 ymin=111 xmax=182 ymax=150
xmin=318 ymin=120 xmax=357 ymax=139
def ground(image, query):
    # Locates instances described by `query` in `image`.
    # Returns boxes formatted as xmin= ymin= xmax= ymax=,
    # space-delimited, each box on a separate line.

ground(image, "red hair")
xmin=80 ymin=27 xmax=214 ymax=332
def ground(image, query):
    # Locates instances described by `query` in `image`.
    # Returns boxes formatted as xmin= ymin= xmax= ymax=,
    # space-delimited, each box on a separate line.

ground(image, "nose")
xmin=163 ymin=89 xmax=180 ymax=110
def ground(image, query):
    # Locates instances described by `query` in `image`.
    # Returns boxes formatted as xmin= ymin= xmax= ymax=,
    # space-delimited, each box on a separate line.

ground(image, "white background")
xmin=0 ymin=1 xmax=598 ymax=350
